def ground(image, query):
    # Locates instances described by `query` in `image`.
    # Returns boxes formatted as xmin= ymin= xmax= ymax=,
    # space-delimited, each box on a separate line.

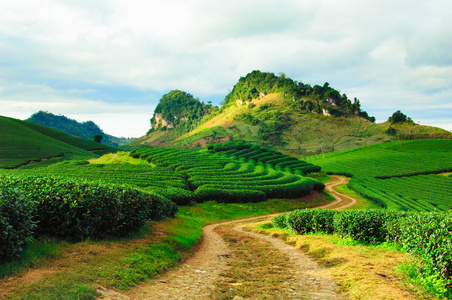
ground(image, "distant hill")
xmin=133 ymin=71 xmax=451 ymax=155
xmin=26 ymin=111 xmax=133 ymax=147
xmin=0 ymin=115 xmax=116 ymax=169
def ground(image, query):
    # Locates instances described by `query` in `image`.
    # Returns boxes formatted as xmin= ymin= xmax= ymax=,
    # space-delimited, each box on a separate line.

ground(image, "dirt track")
xmin=99 ymin=176 xmax=355 ymax=299
xmin=319 ymin=176 xmax=356 ymax=210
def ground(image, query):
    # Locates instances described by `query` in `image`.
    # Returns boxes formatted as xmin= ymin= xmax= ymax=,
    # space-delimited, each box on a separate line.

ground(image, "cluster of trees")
xmin=150 ymin=90 xmax=218 ymax=133
xmin=223 ymin=70 xmax=375 ymax=122
xmin=27 ymin=111 xmax=104 ymax=139
xmin=388 ymin=110 xmax=413 ymax=124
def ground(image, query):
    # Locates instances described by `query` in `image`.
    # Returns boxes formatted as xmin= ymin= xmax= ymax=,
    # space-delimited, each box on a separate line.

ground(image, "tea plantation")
xmin=306 ymin=139 xmax=452 ymax=211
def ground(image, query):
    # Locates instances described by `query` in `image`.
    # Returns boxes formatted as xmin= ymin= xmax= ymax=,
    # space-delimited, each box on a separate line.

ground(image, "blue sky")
xmin=1 ymin=0 xmax=451 ymax=137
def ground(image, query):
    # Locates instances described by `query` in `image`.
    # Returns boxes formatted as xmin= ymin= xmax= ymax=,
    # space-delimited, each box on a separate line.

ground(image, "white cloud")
xmin=0 ymin=0 xmax=451 ymax=135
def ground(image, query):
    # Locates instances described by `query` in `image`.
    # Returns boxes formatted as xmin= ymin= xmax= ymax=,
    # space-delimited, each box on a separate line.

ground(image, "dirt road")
xmin=99 ymin=176 xmax=354 ymax=299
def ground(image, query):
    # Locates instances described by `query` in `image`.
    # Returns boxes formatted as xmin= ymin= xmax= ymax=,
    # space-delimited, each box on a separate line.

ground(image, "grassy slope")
xmin=0 ymin=116 xmax=114 ymax=169
xmin=134 ymin=93 xmax=451 ymax=155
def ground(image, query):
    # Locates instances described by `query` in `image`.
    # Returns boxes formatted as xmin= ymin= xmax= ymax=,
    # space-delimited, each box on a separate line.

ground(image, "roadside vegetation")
xmin=269 ymin=209 xmax=452 ymax=298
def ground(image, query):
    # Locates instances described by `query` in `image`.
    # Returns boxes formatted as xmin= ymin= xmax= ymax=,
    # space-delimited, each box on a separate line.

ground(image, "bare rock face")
xmin=322 ymin=108 xmax=332 ymax=116
xmin=153 ymin=113 xmax=174 ymax=129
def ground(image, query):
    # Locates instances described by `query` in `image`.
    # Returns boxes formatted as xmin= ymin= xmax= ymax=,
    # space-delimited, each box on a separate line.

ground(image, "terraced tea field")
xmin=306 ymin=139 xmax=452 ymax=211
xmin=1 ymin=146 xmax=323 ymax=205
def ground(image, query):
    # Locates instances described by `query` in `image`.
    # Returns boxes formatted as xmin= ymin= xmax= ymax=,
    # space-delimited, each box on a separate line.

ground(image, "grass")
xmin=88 ymin=151 xmax=154 ymax=165
xmin=0 ymin=238 xmax=61 ymax=279
xmin=0 ymin=194 xmax=330 ymax=299
xmin=211 ymin=224 xmax=296 ymax=299
xmin=252 ymin=224 xmax=436 ymax=300
xmin=0 ymin=116 xmax=106 ymax=169
xmin=333 ymin=184 xmax=380 ymax=210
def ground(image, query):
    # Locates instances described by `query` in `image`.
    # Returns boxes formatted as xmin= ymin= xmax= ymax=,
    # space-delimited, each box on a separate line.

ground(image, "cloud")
xmin=0 ymin=0 xmax=451 ymax=136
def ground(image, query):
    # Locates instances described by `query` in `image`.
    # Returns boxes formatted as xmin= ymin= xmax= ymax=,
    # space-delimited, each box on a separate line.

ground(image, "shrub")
xmin=285 ymin=209 xmax=316 ymax=234
xmin=154 ymin=187 xmax=198 ymax=206
xmin=272 ymin=213 xmax=289 ymax=229
xmin=310 ymin=209 xmax=336 ymax=233
xmin=333 ymin=210 xmax=388 ymax=243
xmin=1 ymin=175 xmax=177 ymax=241
xmin=282 ymin=209 xmax=336 ymax=234
xmin=395 ymin=211 xmax=452 ymax=281
xmin=195 ymin=187 xmax=266 ymax=203
xmin=0 ymin=186 xmax=36 ymax=261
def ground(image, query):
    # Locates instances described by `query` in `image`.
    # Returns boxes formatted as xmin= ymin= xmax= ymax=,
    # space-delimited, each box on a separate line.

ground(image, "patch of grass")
xmin=104 ymin=215 xmax=203 ymax=290
xmin=333 ymin=184 xmax=380 ymax=210
xmin=396 ymin=263 xmax=451 ymax=300
xmin=0 ymin=238 xmax=61 ymax=279
xmin=8 ymin=275 xmax=98 ymax=300
xmin=88 ymin=151 xmax=154 ymax=165
xmin=252 ymin=225 xmax=436 ymax=299
xmin=211 ymin=225 xmax=294 ymax=299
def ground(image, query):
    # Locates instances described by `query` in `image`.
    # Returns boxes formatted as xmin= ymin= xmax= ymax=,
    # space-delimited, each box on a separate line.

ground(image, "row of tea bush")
xmin=0 ymin=175 xmax=178 ymax=261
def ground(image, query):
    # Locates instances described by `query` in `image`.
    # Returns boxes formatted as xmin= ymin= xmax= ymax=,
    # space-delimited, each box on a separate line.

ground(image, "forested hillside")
xmin=223 ymin=70 xmax=375 ymax=121
xmin=27 ymin=111 xmax=133 ymax=147
xmin=135 ymin=71 xmax=451 ymax=154
xmin=149 ymin=90 xmax=218 ymax=133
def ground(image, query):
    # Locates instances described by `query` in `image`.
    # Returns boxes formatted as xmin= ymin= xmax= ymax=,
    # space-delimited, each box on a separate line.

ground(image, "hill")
xmin=26 ymin=111 xmax=133 ymax=147
xmin=0 ymin=115 xmax=116 ymax=169
xmin=133 ymin=71 xmax=451 ymax=155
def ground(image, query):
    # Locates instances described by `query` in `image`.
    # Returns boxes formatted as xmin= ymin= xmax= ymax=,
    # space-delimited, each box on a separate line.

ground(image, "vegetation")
xmin=2 ymin=68 xmax=452 ymax=298
xmin=136 ymin=71 xmax=450 ymax=154
xmin=26 ymin=111 xmax=132 ymax=147
xmin=0 ymin=175 xmax=177 ymax=260
xmin=0 ymin=186 xmax=36 ymax=261
xmin=223 ymin=70 xmax=375 ymax=122
xmin=306 ymin=139 xmax=452 ymax=211
xmin=92 ymin=134 xmax=103 ymax=143
xmin=274 ymin=209 xmax=452 ymax=298
xmin=208 ymin=141 xmax=321 ymax=174
xmin=150 ymin=90 xmax=218 ymax=133
xmin=131 ymin=147 xmax=323 ymax=203
xmin=0 ymin=116 xmax=116 ymax=169
xmin=388 ymin=110 xmax=413 ymax=124
xmin=0 ymin=194 xmax=328 ymax=299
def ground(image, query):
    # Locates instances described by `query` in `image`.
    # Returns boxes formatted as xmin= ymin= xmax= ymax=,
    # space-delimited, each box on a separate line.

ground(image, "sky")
xmin=1 ymin=0 xmax=451 ymax=138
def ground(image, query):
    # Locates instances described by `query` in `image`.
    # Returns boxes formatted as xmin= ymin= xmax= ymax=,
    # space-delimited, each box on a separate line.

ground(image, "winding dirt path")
xmin=318 ymin=176 xmax=356 ymax=210
xmin=98 ymin=176 xmax=356 ymax=299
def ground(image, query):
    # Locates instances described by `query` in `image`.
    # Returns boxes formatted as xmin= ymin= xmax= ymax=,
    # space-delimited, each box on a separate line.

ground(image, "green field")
xmin=306 ymin=139 xmax=452 ymax=211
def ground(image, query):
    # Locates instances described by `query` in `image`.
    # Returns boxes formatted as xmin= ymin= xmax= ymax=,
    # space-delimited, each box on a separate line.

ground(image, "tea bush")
xmin=0 ymin=175 xmax=177 ymax=241
xmin=0 ymin=186 xmax=36 ymax=261
xmin=275 ymin=209 xmax=452 ymax=289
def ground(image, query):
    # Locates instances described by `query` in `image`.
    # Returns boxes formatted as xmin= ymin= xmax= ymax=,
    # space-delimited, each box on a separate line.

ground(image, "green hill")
xmin=26 ymin=111 xmax=133 ymax=147
xmin=0 ymin=115 xmax=116 ymax=169
xmin=133 ymin=71 xmax=451 ymax=155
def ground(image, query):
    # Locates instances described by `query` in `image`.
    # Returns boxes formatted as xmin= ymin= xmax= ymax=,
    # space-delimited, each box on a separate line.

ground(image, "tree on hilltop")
xmin=388 ymin=110 xmax=413 ymax=124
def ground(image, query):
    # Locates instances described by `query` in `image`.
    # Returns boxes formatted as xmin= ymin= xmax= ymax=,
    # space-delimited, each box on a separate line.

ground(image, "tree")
xmin=93 ymin=134 xmax=103 ymax=143
xmin=388 ymin=110 xmax=412 ymax=124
